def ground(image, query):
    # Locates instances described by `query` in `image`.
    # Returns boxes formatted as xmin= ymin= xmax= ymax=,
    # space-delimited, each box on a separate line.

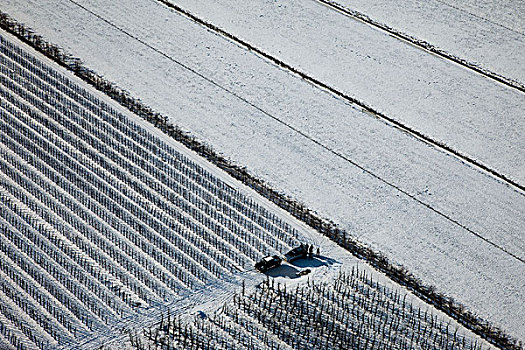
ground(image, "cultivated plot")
xmin=132 ymin=267 xmax=489 ymax=350
xmin=0 ymin=32 xmax=305 ymax=348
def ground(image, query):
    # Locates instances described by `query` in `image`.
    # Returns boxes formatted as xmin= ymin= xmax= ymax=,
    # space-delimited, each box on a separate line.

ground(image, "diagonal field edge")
xmin=0 ymin=10 xmax=521 ymax=350
xmin=316 ymin=0 xmax=525 ymax=93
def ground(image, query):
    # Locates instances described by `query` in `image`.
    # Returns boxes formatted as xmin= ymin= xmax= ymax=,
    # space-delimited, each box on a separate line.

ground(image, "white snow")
xmin=160 ymin=0 xmax=525 ymax=186
xmin=436 ymin=0 xmax=525 ymax=34
xmin=1 ymin=0 xmax=524 ymax=346
xmin=324 ymin=0 xmax=525 ymax=86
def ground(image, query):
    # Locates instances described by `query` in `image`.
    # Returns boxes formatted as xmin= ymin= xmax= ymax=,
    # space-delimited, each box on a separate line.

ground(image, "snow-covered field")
xmin=320 ymin=0 xmax=525 ymax=87
xmin=0 ymin=31 xmax=494 ymax=349
xmin=0 ymin=0 xmax=524 ymax=347
xmin=436 ymin=0 xmax=525 ymax=34
xmin=160 ymin=0 xmax=525 ymax=186
xmin=0 ymin=31 xmax=306 ymax=348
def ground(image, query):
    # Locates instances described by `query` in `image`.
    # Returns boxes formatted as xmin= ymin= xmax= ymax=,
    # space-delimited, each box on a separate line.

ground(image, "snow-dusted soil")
xmin=321 ymin=0 xmax=525 ymax=87
xmin=1 ymin=0 xmax=523 ymax=344
xmin=159 ymin=0 xmax=525 ymax=187
xmin=436 ymin=0 xmax=525 ymax=34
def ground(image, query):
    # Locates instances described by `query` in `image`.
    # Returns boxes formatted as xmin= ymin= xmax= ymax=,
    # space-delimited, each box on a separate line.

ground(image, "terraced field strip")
xmin=0 ymin=32 xmax=304 ymax=348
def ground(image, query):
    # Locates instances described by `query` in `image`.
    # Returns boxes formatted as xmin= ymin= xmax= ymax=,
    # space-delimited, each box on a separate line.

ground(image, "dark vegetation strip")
xmin=0 ymin=12 xmax=521 ymax=350
xmin=155 ymin=0 xmax=525 ymax=195
xmin=317 ymin=0 xmax=525 ymax=93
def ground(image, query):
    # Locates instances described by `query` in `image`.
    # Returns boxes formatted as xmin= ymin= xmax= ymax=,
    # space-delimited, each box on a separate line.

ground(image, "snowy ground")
xmin=1 ymin=0 xmax=524 ymax=346
xmin=436 ymin=0 xmax=525 ymax=34
xmin=160 ymin=0 xmax=525 ymax=186
xmin=321 ymin=0 xmax=525 ymax=86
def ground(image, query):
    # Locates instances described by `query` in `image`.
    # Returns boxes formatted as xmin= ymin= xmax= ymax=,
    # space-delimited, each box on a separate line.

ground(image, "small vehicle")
xmin=284 ymin=244 xmax=308 ymax=262
xmin=255 ymin=255 xmax=282 ymax=272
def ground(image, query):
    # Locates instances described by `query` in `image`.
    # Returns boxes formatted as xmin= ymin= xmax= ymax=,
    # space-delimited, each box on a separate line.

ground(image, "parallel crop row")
xmin=0 ymin=34 xmax=301 ymax=349
xmin=136 ymin=267 xmax=486 ymax=350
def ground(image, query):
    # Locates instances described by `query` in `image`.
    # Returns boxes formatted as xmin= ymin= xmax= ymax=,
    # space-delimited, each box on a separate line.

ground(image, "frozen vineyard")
xmin=133 ymin=267 xmax=484 ymax=350
xmin=0 ymin=33 xmax=303 ymax=349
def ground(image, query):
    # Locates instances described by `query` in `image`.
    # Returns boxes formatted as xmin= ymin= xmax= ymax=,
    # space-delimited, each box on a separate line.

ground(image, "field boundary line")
xmin=316 ymin=0 xmax=525 ymax=92
xmin=0 ymin=11 xmax=522 ymax=350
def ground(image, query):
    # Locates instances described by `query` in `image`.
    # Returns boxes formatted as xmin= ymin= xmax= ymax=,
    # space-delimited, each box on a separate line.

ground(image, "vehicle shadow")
xmin=264 ymin=264 xmax=300 ymax=279
xmin=316 ymin=255 xmax=339 ymax=265
xmin=290 ymin=256 xmax=338 ymax=268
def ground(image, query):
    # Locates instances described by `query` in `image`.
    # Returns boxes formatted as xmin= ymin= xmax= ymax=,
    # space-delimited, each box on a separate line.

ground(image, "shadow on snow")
xmin=290 ymin=255 xmax=338 ymax=268
xmin=264 ymin=264 xmax=300 ymax=279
